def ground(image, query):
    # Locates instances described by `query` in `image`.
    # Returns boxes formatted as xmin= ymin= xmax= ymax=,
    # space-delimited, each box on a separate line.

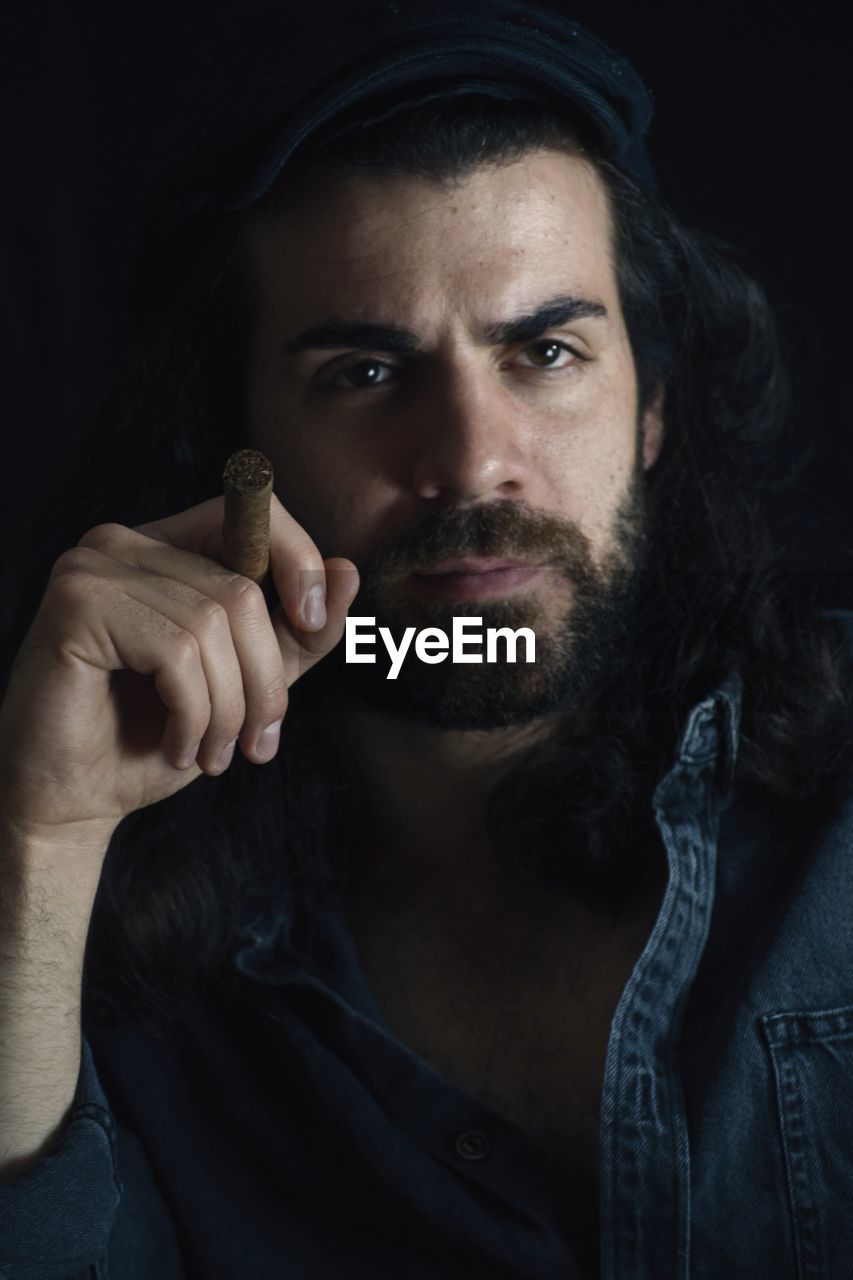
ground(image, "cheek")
xmin=534 ymin=397 xmax=638 ymax=550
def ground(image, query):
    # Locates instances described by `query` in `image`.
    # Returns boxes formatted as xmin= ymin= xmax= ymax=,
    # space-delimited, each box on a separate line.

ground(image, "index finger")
xmin=135 ymin=491 xmax=346 ymax=633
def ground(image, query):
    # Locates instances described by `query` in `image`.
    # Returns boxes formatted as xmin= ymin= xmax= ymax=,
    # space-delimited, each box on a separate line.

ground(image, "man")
xmin=1 ymin=3 xmax=852 ymax=1278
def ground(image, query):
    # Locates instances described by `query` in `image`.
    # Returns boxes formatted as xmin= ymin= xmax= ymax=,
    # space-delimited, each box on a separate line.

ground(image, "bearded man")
xmin=1 ymin=4 xmax=852 ymax=1279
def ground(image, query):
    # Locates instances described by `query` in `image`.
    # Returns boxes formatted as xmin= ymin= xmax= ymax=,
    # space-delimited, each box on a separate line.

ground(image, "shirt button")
xmin=454 ymin=1130 xmax=490 ymax=1160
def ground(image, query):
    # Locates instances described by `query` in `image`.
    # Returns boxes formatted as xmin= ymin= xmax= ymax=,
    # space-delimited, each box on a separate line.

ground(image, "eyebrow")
xmin=281 ymin=293 xmax=608 ymax=357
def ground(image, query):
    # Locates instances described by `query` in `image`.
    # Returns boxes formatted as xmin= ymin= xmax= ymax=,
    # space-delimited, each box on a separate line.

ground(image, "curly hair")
xmin=4 ymin=96 xmax=852 ymax=1031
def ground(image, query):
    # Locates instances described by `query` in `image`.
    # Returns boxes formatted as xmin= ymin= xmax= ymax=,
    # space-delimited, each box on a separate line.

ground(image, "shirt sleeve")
xmin=0 ymin=1035 xmax=123 ymax=1280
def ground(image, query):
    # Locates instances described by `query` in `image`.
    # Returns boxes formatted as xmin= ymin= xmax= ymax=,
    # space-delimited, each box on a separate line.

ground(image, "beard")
xmin=312 ymin=434 xmax=652 ymax=732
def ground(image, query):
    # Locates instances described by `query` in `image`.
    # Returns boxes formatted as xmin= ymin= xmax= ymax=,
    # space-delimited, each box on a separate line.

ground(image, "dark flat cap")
xmin=134 ymin=1 xmax=655 ymax=315
xmin=182 ymin=0 xmax=656 ymax=210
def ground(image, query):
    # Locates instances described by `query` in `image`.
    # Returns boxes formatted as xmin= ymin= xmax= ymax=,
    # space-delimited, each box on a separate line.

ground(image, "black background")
xmin=2 ymin=1 xmax=851 ymax=600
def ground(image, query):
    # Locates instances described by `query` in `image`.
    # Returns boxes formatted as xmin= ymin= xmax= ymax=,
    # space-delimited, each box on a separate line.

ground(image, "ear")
xmin=641 ymin=383 xmax=665 ymax=471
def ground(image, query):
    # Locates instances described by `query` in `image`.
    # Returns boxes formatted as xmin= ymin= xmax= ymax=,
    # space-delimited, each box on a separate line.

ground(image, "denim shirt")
xmin=1 ymin=613 xmax=852 ymax=1280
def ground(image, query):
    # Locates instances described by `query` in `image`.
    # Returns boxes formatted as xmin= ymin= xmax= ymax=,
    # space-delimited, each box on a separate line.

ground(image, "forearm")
xmin=0 ymin=828 xmax=104 ymax=1180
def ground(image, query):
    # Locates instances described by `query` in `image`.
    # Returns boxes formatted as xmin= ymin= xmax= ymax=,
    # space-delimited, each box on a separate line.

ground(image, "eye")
xmin=318 ymin=339 xmax=584 ymax=394
xmin=322 ymin=359 xmax=395 ymax=391
xmin=516 ymin=339 xmax=581 ymax=370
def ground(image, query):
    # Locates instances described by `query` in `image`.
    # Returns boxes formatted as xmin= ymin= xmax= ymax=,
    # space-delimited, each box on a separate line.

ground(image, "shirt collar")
xmin=671 ymin=659 xmax=743 ymax=807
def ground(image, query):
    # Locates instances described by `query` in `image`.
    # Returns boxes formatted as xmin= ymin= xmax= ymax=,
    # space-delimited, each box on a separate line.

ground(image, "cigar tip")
xmin=223 ymin=448 xmax=274 ymax=493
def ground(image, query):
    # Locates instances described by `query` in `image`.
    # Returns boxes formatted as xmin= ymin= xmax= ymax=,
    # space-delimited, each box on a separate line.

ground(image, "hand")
xmin=0 ymin=493 xmax=359 ymax=853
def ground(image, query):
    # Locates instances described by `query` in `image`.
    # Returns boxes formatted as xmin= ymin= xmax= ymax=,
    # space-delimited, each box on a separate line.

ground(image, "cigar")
xmin=221 ymin=449 xmax=274 ymax=583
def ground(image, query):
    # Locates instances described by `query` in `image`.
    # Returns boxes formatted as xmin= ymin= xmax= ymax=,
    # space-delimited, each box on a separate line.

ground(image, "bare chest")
xmin=345 ymin=880 xmax=660 ymax=1192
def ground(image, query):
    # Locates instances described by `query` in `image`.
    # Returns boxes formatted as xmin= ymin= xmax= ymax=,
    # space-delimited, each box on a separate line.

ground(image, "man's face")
xmin=245 ymin=147 xmax=664 ymax=729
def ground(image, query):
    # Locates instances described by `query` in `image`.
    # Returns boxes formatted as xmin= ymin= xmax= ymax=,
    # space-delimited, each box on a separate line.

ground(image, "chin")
xmin=325 ymin=621 xmax=618 ymax=731
xmin=350 ymin=677 xmax=569 ymax=732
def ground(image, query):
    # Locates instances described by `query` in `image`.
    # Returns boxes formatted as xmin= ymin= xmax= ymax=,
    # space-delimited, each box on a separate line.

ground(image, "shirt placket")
xmin=599 ymin=691 xmax=735 ymax=1280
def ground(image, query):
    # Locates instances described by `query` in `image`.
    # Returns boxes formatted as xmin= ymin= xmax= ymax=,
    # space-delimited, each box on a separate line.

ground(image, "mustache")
xmin=353 ymin=501 xmax=597 ymax=583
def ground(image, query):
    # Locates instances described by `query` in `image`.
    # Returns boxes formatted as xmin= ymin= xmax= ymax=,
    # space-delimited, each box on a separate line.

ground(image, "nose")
xmin=406 ymin=362 xmax=531 ymax=504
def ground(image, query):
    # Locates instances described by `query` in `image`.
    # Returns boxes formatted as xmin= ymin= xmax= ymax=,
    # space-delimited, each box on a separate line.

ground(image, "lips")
xmin=408 ymin=557 xmax=550 ymax=601
xmin=414 ymin=557 xmax=540 ymax=576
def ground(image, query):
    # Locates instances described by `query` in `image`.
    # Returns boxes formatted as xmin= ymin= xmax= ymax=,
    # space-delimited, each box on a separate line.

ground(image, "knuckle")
xmin=170 ymin=629 xmax=201 ymax=669
xmin=51 ymin=546 xmax=95 ymax=579
xmin=256 ymin=678 xmax=288 ymax=725
xmin=224 ymin=699 xmax=248 ymax=737
xmin=191 ymin=597 xmax=229 ymax=635
xmin=296 ymin=545 xmax=325 ymax=578
xmin=260 ymin=673 xmax=289 ymax=709
xmin=47 ymin=553 xmax=104 ymax=604
xmin=222 ymin=574 xmax=265 ymax=615
xmin=76 ymin=521 xmax=127 ymax=551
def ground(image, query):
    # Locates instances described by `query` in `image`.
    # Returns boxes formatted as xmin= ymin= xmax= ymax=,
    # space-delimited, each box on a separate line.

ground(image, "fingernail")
xmin=302 ymin=583 xmax=326 ymax=630
xmin=214 ymin=739 xmax=237 ymax=772
xmin=178 ymin=743 xmax=202 ymax=771
xmin=255 ymin=720 xmax=282 ymax=762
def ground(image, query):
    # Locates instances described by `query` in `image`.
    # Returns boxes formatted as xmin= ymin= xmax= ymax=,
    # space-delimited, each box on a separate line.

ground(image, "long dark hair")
xmin=4 ymin=96 xmax=852 ymax=1032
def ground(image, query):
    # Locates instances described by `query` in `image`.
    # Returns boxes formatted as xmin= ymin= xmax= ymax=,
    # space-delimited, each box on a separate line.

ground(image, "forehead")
xmin=244 ymin=149 xmax=618 ymax=321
